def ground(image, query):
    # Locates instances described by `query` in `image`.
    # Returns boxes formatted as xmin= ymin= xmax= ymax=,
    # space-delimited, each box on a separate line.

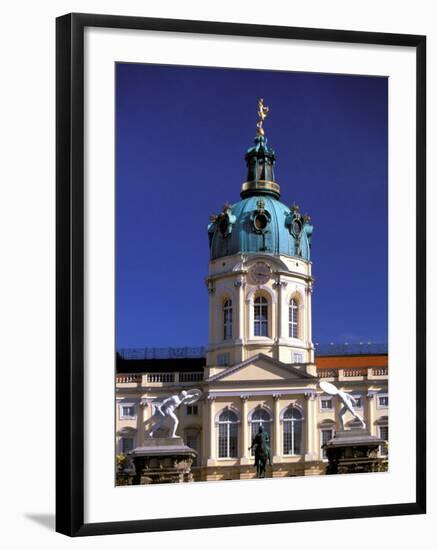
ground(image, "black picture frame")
xmin=56 ymin=12 xmax=426 ymax=537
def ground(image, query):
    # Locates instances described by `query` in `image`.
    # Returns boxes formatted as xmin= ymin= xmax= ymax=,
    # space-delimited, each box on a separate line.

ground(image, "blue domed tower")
xmin=205 ymin=99 xmax=315 ymax=373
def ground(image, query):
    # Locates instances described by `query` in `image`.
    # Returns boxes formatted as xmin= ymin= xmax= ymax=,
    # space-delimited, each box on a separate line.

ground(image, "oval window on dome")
xmin=254 ymin=213 xmax=268 ymax=231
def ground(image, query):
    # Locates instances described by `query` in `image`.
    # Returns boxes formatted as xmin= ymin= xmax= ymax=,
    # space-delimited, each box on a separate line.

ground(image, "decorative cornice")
xmin=208 ymin=389 xmax=317 ymax=399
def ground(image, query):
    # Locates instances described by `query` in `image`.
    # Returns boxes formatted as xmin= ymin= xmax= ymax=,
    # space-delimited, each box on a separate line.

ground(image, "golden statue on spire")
xmin=256 ymin=97 xmax=269 ymax=136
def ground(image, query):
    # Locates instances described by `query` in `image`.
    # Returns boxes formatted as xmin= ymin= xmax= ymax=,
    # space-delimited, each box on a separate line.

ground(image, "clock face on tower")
xmin=249 ymin=262 xmax=271 ymax=285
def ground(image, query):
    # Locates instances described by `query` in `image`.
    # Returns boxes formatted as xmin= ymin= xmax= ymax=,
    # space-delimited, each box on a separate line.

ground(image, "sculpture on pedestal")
xmin=249 ymin=425 xmax=272 ymax=478
xmin=319 ymin=380 xmax=366 ymax=430
xmin=319 ymin=381 xmax=387 ymax=475
xmin=147 ymin=389 xmax=202 ymax=438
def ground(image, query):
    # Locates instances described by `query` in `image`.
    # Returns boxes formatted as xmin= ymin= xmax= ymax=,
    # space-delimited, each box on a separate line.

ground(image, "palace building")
xmin=116 ymin=104 xmax=388 ymax=481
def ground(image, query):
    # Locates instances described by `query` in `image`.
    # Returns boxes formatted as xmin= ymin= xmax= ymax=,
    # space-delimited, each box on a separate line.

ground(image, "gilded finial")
xmin=256 ymin=98 xmax=269 ymax=136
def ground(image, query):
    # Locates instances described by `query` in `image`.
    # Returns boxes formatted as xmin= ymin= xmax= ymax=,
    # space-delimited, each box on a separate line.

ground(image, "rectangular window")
xmin=217 ymin=352 xmax=230 ymax=366
xmin=289 ymin=301 xmax=298 ymax=338
xmin=186 ymin=405 xmax=198 ymax=416
xmin=223 ymin=301 xmax=232 ymax=340
xmin=121 ymin=437 xmax=134 ymax=454
xmin=320 ymin=397 xmax=333 ymax=410
xmin=218 ymin=424 xmax=228 ymax=458
xmin=293 ymin=352 xmax=303 ymax=363
xmin=254 ymin=300 xmax=268 ymax=337
xmin=352 ymin=394 xmax=363 ymax=408
xmin=377 ymin=394 xmax=389 ymax=408
xmin=283 ymin=420 xmax=302 ymax=455
xmin=321 ymin=428 xmax=334 ymax=459
xmin=218 ymin=423 xmax=238 ymax=458
xmin=120 ymin=405 xmax=136 ymax=418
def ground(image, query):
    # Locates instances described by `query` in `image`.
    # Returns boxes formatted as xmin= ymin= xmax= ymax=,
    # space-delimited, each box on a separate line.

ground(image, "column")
xmin=305 ymin=392 xmax=316 ymax=460
xmin=274 ymin=280 xmax=288 ymax=341
xmin=240 ymin=395 xmax=249 ymax=460
xmin=208 ymin=396 xmax=216 ymax=461
xmin=235 ymin=279 xmax=245 ymax=343
xmin=306 ymin=282 xmax=314 ymax=361
xmin=206 ymin=283 xmax=216 ymax=368
xmin=366 ymin=393 xmax=375 ymax=435
xmin=334 ymin=392 xmax=343 ymax=432
xmin=276 ymin=280 xmax=282 ymax=347
xmin=136 ymin=401 xmax=147 ymax=447
xmin=273 ymin=394 xmax=281 ymax=459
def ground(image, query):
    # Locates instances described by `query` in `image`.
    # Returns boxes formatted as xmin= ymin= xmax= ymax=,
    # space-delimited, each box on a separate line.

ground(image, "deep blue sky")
xmin=116 ymin=63 xmax=387 ymax=349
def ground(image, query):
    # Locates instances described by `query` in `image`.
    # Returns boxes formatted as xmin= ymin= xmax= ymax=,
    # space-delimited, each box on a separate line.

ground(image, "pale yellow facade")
xmin=116 ymin=250 xmax=388 ymax=480
xmin=116 ymin=362 xmax=388 ymax=480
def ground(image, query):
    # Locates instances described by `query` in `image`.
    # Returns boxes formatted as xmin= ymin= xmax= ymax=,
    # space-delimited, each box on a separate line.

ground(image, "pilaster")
xmin=234 ymin=277 xmax=246 ymax=344
xmin=240 ymin=395 xmax=249 ymax=461
xmin=304 ymin=392 xmax=316 ymax=460
xmin=136 ymin=400 xmax=148 ymax=447
xmin=273 ymin=393 xmax=281 ymax=460
xmin=208 ymin=396 xmax=216 ymax=461
xmin=366 ymin=393 xmax=375 ymax=436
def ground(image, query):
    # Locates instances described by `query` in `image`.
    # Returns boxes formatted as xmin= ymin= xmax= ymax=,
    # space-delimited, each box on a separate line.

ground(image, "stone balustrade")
xmin=116 ymin=371 xmax=204 ymax=386
xmin=317 ymin=366 xmax=388 ymax=380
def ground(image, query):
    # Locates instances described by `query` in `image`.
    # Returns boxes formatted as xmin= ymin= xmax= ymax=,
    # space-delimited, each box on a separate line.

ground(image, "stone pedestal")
xmin=130 ymin=437 xmax=197 ymax=484
xmin=324 ymin=428 xmax=387 ymax=475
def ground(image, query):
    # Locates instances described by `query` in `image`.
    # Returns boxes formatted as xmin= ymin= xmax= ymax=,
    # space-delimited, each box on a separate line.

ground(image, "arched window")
xmin=283 ymin=406 xmax=303 ymax=455
xmin=254 ymin=296 xmax=268 ymax=337
xmin=218 ymin=409 xmax=238 ymax=458
xmin=289 ymin=298 xmax=299 ymax=338
xmin=223 ymin=299 xmax=233 ymax=340
xmin=250 ymin=408 xmax=272 ymax=454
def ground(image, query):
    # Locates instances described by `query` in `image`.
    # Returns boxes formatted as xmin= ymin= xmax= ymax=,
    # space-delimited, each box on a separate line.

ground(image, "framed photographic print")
xmin=56 ymin=13 xmax=426 ymax=537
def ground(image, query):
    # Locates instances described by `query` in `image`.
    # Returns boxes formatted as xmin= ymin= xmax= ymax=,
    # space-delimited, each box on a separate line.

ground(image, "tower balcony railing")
xmin=117 ymin=343 xmax=387 ymax=360
xmin=117 ymin=346 xmax=206 ymax=360
xmin=314 ymin=343 xmax=388 ymax=356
